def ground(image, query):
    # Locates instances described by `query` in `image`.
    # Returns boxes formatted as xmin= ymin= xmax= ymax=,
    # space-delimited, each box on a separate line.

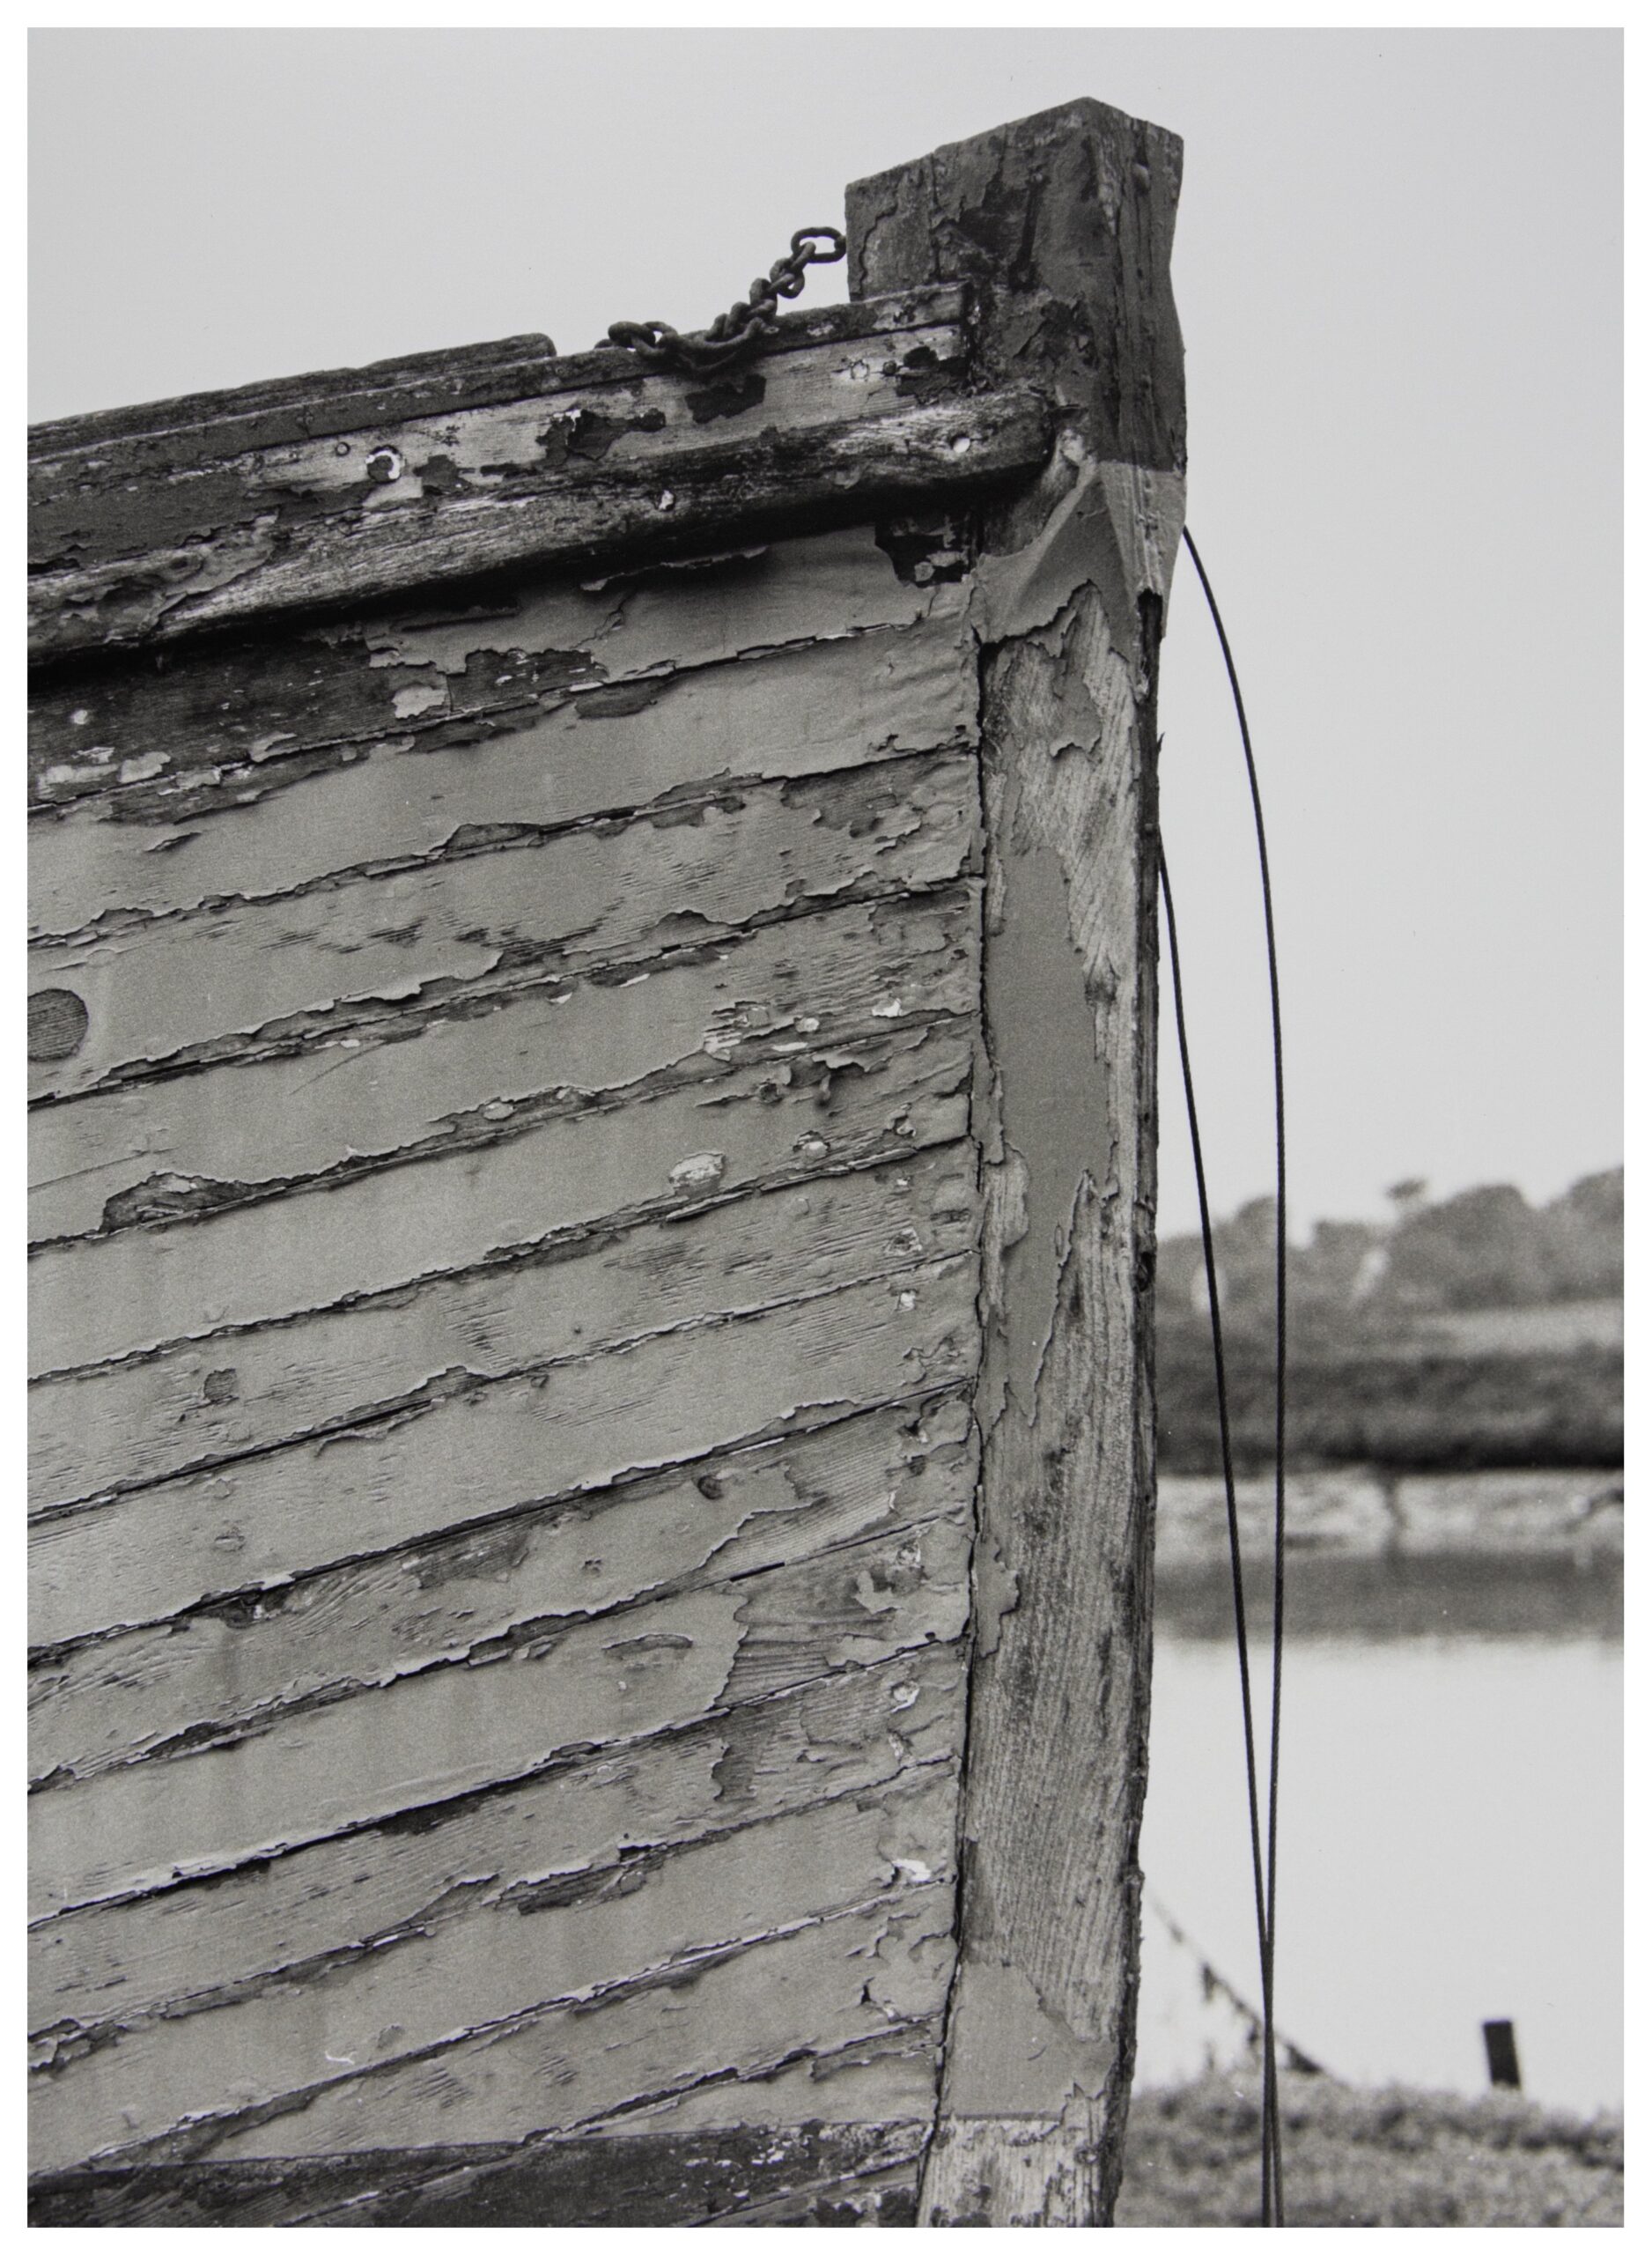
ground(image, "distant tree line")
xmin=1154 ymin=1168 xmax=1623 ymax=1475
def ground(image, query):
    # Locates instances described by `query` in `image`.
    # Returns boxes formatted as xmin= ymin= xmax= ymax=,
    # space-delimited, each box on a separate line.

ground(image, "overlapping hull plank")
xmin=33 ymin=1380 xmax=977 ymax=1798
xmin=30 ymin=1041 xmax=975 ymax=1512
xmin=31 ymin=98 xmax=1179 ymax=2228
xmin=33 ymin=1638 xmax=963 ymax=2044
xmin=208 ymin=1885 xmax=955 ymax=2166
xmin=28 ymin=888 xmax=975 ymax=1253
xmin=29 ymin=2125 xmax=928 ymax=2229
xmin=33 ymin=1234 xmax=976 ymax=1645
xmin=36 ymin=1498 xmax=971 ymax=1916
xmin=28 ymin=300 xmax=991 ymax=2193
xmin=32 ymin=1765 xmax=958 ymax=2174
xmin=29 ymin=743 xmax=974 ymax=1107
xmin=29 ymin=586 xmax=975 ymax=943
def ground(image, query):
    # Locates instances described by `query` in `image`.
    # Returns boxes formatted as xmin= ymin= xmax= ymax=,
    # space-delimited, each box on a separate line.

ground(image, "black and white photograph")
xmin=25 ymin=22 xmax=1624 ymax=2229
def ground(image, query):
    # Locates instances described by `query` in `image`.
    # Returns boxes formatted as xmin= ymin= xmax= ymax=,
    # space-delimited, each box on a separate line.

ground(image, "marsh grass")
xmin=1116 ymin=2072 xmax=1624 ymax=2227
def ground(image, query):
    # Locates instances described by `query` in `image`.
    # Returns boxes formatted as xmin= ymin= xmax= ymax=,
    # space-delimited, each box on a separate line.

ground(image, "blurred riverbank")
xmin=1155 ymin=1464 xmax=1623 ymax=1566
xmin=1152 ymin=1465 xmax=1622 ymax=1639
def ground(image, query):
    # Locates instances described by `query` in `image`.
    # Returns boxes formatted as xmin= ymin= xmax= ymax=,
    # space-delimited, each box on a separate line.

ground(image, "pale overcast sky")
xmin=29 ymin=27 xmax=1623 ymax=1236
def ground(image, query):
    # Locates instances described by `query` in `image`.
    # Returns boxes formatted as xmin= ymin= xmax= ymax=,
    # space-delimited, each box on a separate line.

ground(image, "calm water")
xmin=1135 ymin=1555 xmax=1623 ymax=2115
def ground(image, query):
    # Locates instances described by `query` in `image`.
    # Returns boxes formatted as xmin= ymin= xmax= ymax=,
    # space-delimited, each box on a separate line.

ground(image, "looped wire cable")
xmin=1170 ymin=523 xmax=1290 ymax=2224
xmin=1160 ymin=845 xmax=1273 ymax=2177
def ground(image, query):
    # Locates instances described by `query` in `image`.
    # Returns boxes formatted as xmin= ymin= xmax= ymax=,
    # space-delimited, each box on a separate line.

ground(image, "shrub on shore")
xmin=1154 ymin=1169 xmax=1624 ymax=1475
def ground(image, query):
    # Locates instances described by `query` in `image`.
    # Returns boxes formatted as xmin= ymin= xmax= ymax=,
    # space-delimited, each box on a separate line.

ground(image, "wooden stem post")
xmin=848 ymin=99 xmax=1186 ymax=2225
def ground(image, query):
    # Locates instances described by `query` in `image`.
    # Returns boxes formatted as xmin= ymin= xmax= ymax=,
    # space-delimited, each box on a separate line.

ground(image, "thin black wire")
xmin=1181 ymin=523 xmax=1289 ymax=2221
xmin=1160 ymin=847 xmax=1276 ymax=2226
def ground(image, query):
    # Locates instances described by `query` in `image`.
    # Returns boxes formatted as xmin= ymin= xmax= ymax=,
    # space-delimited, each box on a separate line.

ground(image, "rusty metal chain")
xmin=604 ymin=227 xmax=846 ymax=375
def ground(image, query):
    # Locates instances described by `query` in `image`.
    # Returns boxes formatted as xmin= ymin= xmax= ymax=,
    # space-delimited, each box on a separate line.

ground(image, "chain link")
xmin=605 ymin=227 xmax=846 ymax=375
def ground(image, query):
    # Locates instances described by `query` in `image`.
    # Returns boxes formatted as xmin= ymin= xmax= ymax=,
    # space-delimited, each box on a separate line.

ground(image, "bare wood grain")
xmin=33 ymin=319 xmax=969 ymax=576
xmin=29 ymin=293 xmax=970 ymax=654
xmin=31 ymin=288 xmax=963 ymax=475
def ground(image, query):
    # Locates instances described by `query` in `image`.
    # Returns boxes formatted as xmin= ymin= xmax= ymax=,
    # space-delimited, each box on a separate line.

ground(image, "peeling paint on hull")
xmin=31 ymin=95 xmax=1179 ymax=2226
xmin=30 ymin=426 xmax=989 ymax=2194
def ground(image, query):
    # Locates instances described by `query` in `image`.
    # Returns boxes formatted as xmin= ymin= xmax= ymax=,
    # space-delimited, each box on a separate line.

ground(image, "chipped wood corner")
xmin=29 ymin=96 xmax=1179 ymax=2229
xmin=849 ymin=95 xmax=1185 ymax=2226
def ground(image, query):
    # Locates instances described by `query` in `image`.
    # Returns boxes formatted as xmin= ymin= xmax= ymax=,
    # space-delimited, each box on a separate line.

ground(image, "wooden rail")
xmin=29 ymin=286 xmax=1048 ymax=662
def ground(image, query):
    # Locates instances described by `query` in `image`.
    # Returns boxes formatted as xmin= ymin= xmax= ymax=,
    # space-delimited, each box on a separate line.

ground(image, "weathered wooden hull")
xmin=29 ymin=98 xmax=1184 ymax=2225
